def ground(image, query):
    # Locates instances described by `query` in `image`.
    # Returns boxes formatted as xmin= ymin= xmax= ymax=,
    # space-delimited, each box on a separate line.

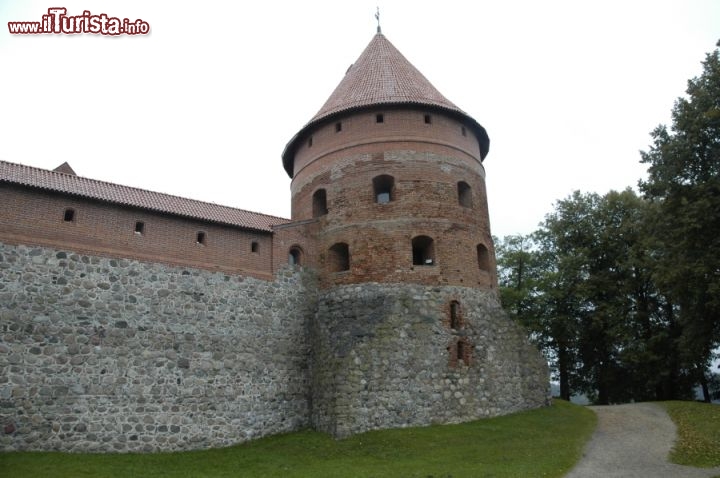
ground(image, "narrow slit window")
xmin=412 ymin=235 xmax=435 ymax=266
xmin=134 ymin=221 xmax=144 ymax=235
xmin=373 ymin=175 xmax=394 ymax=204
xmin=312 ymin=189 xmax=328 ymax=217
xmin=376 ymin=113 xmax=384 ymax=123
xmin=461 ymin=126 xmax=467 ymax=136
xmin=308 ymin=136 xmax=313 ymax=147
xmin=450 ymin=301 xmax=462 ymax=329
xmin=63 ymin=208 xmax=75 ymax=222
xmin=196 ymin=231 xmax=206 ymax=245
xmin=328 ymin=243 xmax=350 ymax=272
xmin=424 ymin=114 xmax=432 ymax=124
xmin=335 ymin=122 xmax=342 ymax=132
xmin=251 ymin=241 xmax=259 ymax=253
xmin=451 ymin=339 xmax=472 ymax=367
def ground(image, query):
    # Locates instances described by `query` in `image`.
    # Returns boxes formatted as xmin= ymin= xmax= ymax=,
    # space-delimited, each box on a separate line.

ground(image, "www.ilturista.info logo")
xmin=8 ymin=8 xmax=150 ymax=35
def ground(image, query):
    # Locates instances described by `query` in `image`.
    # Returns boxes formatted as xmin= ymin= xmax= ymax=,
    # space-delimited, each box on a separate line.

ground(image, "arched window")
xmin=477 ymin=244 xmax=490 ymax=271
xmin=328 ymin=243 xmax=350 ymax=272
xmin=289 ymin=247 xmax=303 ymax=266
xmin=312 ymin=189 xmax=328 ymax=217
xmin=373 ymin=175 xmax=394 ymax=204
xmin=412 ymin=236 xmax=435 ymax=266
xmin=458 ymin=181 xmax=472 ymax=208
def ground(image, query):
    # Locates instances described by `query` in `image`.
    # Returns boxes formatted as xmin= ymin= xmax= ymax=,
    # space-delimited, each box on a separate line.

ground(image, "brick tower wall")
xmin=289 ymin=108 xmax=497 ymax=289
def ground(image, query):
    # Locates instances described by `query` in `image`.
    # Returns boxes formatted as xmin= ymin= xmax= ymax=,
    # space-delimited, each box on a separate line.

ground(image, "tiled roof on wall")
xmin=0 ymin=160 xmax=288 ymax=232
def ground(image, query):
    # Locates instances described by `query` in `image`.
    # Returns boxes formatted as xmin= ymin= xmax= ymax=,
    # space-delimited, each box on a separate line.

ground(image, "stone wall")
xmin=310 ymin=283 xmax=549 ymax=438
xmin=0 ymin=242 xmax=316 ymax=452
xmin=0 ymin=240 xmax=549 ymax=452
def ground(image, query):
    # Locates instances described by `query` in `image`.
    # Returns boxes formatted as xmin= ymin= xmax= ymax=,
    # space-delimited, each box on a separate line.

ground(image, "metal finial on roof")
xmin=375 ymin=6 xmax=381 ymax=33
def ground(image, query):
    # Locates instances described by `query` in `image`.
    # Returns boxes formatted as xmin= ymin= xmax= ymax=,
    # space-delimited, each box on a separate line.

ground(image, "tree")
xmin=495 ymin=234 xmax=539 ymax=320
xmin=496 ymin=234 xmax=579 ymax=400
xmin=639 ymin=40 xmax=720 ymax=402
xmin=498 ymin=189 xmax=695 ymax=403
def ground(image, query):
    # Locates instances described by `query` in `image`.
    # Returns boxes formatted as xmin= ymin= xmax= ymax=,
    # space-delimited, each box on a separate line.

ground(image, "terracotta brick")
xmin=285 ymin=106 xmax=497 ymax=290
xmin=0 ymin=184 xmax=273 ymax=279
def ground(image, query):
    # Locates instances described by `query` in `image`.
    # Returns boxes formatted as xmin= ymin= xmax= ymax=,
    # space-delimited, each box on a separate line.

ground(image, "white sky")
xmin=1 ymin=0 xmax=718 ymax=238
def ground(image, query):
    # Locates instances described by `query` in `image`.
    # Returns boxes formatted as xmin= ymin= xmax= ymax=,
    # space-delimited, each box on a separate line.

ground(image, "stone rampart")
xmin=0 ymin=242 xmax=315 ymax=452
xmin=309 ymin=283 xmax=549 ymax=437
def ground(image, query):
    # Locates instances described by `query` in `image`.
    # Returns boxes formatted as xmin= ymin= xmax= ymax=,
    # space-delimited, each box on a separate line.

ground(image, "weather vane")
xmin=375 ymin=6 xmax=381 ymax=33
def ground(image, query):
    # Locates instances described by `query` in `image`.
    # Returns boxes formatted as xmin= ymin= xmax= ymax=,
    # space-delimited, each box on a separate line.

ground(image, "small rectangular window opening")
xmin=461 ymin=126 xmax=467 ymax=136
xmin=196 ymin=232 xmax=206 ymax=245
xmin=373 ymin=175 xmax=395 ymax=204
xmin=63 ymin=208 xmax=75 ymax=222
xmin=412 ymin=235 xmax=435 ymax=266
xmin=376 ymin=114 xmax=384 ymax=123
xmin=424 ymin=114 xmax=432 ymax=124
xmin=251 ymin=241 xmax=259 ymax=253
xmin=135 ymin=221 xmax=145 ymax=235
xmin=308 ymin=136 xmax=313 ymax=147
xmin=335 ymin=122 xmax=342 ymax=132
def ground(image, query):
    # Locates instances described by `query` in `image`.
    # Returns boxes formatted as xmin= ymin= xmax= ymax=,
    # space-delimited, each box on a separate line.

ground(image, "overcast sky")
xmin=1 ymin=1 xmax=718 ymax=238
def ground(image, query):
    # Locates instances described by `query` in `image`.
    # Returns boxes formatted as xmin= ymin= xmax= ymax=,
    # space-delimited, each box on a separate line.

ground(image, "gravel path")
xmin=565 ymin=402 xmax=720 ymax=478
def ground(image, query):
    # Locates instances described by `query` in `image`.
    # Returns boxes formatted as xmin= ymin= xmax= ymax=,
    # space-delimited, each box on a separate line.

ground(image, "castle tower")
xmin=282 ymin=33 xmax=495 ymax=288
xmin=281 ymin=32 xmax=549 ymax=438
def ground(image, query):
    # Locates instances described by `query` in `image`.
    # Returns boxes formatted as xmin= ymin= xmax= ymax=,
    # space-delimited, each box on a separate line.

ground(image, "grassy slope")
xmin=0 ymin=400 xmax=596 ymax=478
xmin=663 ymin=401 xmax=720 ymax=468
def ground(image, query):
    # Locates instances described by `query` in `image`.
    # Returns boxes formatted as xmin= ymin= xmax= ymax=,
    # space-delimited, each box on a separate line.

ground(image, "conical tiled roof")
xmin=310 ymin=33 xmax=464 ymax=122
xmin=282 ymin=33 xmax=489 ymax=177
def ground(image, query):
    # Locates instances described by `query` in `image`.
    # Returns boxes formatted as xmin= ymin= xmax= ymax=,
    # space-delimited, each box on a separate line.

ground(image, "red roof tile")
xmin=310 ymin=33 xmax=465 ymax=122
xmin=282 ymin=33 xmax=489 ymax=176
xmin=0 ymin=160 xmax=288 ymax=232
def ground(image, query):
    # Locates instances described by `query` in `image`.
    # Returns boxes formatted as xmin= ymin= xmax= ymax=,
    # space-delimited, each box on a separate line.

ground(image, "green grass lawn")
xmin=663 ymin=400 xmax=720 ymax=468
xmin=0 ymin=400 xmax=595 ymax=478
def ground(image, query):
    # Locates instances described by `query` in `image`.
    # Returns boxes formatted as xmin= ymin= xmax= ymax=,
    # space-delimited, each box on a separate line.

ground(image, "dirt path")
xmin=565 ymin=402 xmax=720 ymax=478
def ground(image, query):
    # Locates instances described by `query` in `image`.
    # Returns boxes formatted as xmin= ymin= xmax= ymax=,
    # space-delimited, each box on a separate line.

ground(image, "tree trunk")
xmin=558 ymin=344 xmax=571 ymax=401
xmin=699 ymin=369 xmax=711 ymax=403
xmin=597 ymin=361 xmax=610 ymax=405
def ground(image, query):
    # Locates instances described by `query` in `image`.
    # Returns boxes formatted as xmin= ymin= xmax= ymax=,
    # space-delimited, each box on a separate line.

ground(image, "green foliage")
xmin=640 ymin=41 xmax=720 ymax=400
xmin=497 ymin=40 xmax=720 ymax=404
xmin=497 ymin=189 xmax=700 ymax=403
xmin=664 ymin=401 xmax=720 ymax=467
xmin=0 ymin=401 xmax=595 ymax=478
